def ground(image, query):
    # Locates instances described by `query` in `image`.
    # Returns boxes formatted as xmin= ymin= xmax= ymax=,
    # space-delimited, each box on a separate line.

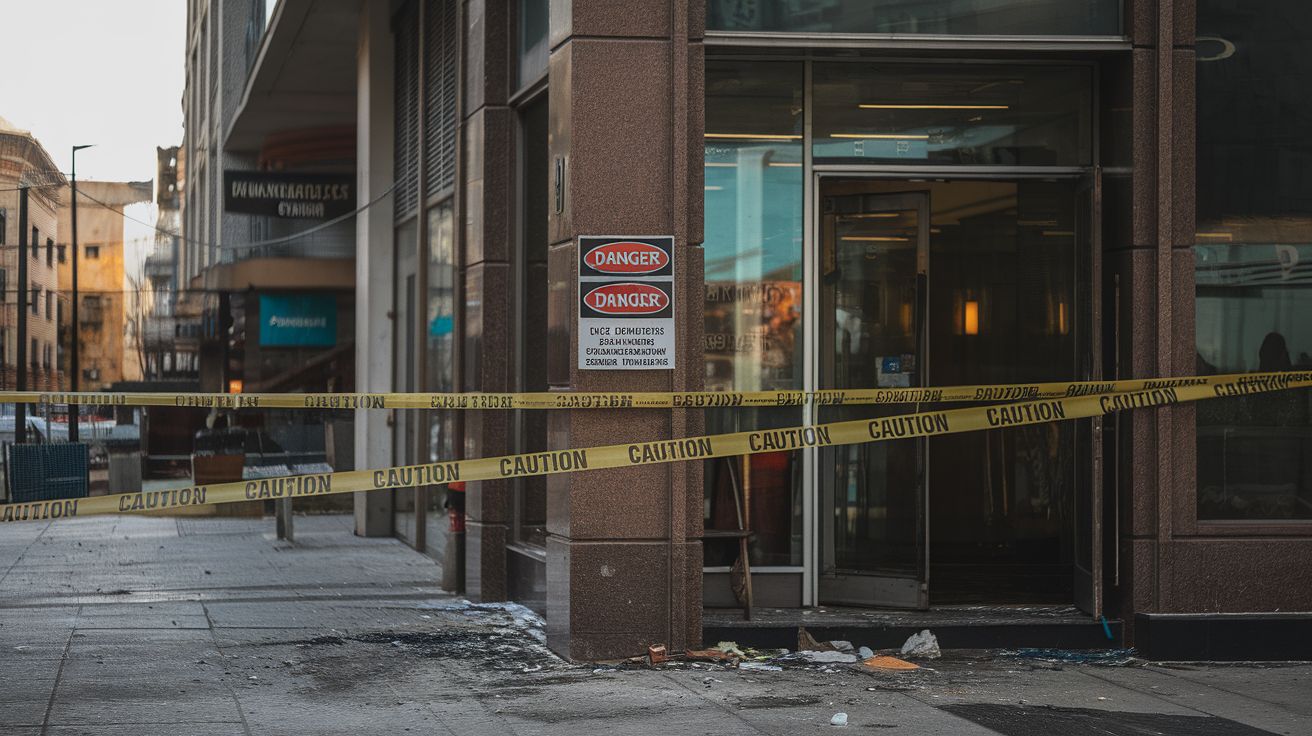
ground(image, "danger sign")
xmin=578 ymin=236 xmax=676 ymax=370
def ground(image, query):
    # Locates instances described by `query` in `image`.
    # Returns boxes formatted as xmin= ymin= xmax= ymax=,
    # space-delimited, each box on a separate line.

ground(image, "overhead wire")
xmin=1 ymin=178 xmax=401 ymax=251
xmin=71 ymin=180 xmax=399 ymax=250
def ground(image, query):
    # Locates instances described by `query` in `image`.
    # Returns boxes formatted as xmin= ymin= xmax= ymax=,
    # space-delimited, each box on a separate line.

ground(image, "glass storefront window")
xmin=708 ymin=0 xmax=1119 ymax=36
xmin=1196 ymin=0 xmax=1312 ymax=521
xmin=1195 ymin=244 xmax=1312 ymax=520
xmin=705 ymin=61 xmax=805 ymax=567
xmin=427 ymin=200 xmax=456 ymax=462
xmin=812 ymin=64 xmax=1092 ymax=167
xmin=705 ymin=60 xmax=805 ymax=394
xmin=518 ymin=0 xmax=548 ymax=88
xmin=425 ymin=201 xmax=457 ymax=557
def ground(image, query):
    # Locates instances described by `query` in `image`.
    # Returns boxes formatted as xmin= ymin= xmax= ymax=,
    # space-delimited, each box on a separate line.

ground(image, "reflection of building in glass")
xmin=1196 ymin=0 xmax=1312 ymax=522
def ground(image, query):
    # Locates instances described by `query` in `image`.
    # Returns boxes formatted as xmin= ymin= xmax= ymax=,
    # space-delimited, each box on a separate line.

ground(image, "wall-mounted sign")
xmin=224 ymin=171 xmax=355 ymax=219
xmin=259 ymin=294 xmax=338 ymax=347
xmin=578 ymin=236 xmax=675 ymax=370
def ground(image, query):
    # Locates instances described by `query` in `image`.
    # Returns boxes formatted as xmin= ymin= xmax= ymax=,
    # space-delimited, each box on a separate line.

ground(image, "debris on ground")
xmin=1001 ymin=649 xmax=1137 ymax=666
xmin=714 ymin=641 xmax=745 ymax=657
xmin=830 ymin=712 xmax=848 ymax=726
xmin=858 ymin=646 xmax=874 ymax=660
xmin=649 ymin=644 xmax=670 ymax=664
xmin=861 ymin=655 xmax=920 ymax=671
xmin=900 ymin=629 xmax=941 ymax=659
xmin=798 ymin=650 xmax=860 ymax=664
xmin=686 ymin=649 xmax=735 ymax=662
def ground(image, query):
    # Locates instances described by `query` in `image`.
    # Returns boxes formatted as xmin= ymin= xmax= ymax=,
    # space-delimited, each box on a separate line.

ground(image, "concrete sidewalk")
xmin=0 ymin=514 xmax=1307 ymax=735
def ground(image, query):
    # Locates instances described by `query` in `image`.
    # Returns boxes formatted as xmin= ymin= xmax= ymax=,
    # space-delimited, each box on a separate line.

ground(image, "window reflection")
xmin=1196 ymin=0 xmax=1312 ymax=521
xmin=708 ymin=0 xmax=1119 ymax=35
xmin=427 ymin=201 xmax=456 ymax=463
xmin=704 ymin=61 xmax=805 ymax=567
xmin=1195 ymin=244 xmax=1312 ymax=520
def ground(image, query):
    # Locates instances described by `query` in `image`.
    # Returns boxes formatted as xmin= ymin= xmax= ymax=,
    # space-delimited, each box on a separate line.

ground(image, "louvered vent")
xmin=424 ymin=0 xmax=459 ymax=195
xmin=394 ymin=1 xmax=421 ymax=220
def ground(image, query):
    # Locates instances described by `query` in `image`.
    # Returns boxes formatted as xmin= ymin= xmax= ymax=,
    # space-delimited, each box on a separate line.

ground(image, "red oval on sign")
xmin=584 ymin=241 xmax=669 ymax=274
xmin=583 ymin=283 xmax=669 ymax=315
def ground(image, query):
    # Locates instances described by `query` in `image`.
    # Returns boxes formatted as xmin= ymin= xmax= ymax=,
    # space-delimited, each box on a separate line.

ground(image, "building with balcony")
xmin=0 ymin=115 xmax=64 ymax=392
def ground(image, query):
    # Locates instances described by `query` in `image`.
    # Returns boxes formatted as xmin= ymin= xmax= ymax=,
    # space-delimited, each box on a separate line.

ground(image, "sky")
xmin=0 ymin=0 xmax=185 ymax=184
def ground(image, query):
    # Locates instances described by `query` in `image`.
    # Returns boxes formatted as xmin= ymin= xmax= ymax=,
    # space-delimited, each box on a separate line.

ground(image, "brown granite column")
xmin=543 ymin=0 xmax=705 ymax=661
xmin=1114 ymin=0 xmax=1197 ymax=641
xmin=461 ymin=0 xmax=514 ymax=602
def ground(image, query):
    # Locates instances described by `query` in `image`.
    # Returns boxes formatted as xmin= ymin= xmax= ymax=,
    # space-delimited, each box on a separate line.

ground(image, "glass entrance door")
xmin=817 ymin=191 xmax=930 ymax=608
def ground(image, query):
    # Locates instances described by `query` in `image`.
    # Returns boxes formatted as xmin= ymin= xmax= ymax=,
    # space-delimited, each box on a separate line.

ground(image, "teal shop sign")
xmin=260 ymin=295 xmax=337 ymax=346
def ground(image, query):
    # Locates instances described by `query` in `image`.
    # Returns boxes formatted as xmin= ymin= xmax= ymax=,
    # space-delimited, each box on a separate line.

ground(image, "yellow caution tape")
xmin=3 ymin=371 xmax=1308 ymax=524
xmin=2 ymin=371 xmax=1300 ymax=410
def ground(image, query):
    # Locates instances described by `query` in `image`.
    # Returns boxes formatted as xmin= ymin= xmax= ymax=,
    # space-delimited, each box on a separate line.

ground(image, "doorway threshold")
xmin=704 ymin=605 xmax=1121 ymax=651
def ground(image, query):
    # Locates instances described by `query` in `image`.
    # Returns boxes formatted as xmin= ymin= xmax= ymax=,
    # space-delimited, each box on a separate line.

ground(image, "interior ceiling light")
xmin=704 ymin=133 xmax=801 ymax=140
xmin=841 ymin=236 xmax=909 ymax=241
xmin=859 ymin=104 xmax=1009 ymax=109
xmin=844 ymin=213 xmax=901 ymax=218
xmin=829 ymin=134 xmax=931 ymax=140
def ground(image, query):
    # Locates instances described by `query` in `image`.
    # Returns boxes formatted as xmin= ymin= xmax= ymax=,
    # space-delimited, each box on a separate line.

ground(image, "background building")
xmin=0 ymin=115 xmax=64 ymax=392
xmin=142 ymin=145 xmax=200 ymax=381
xmin=185 ymin=0 xmax=1312 ymax=661
xmin=56 ymin=180 xmax=153 ymax=391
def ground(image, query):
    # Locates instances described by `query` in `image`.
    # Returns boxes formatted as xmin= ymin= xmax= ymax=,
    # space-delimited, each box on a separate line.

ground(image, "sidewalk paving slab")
xmin=1 ymin=514 xmax=1307 ymax=736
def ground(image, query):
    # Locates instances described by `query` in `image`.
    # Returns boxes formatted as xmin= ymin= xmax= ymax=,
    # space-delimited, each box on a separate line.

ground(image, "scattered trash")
xmin=900 ymin=629 xmax=941 ymax=659
xmin=829 ymin=640 xmax=855 ymax=653
xmin=1097 ymin=697 xmax=1108 ymax=701
xmin=649 ymin=644 xmax=670 ymax=664
xmin=687 ymin=649 xmax=734 ymax=662
xmin=1002 ymin=649 xmax=1135 ymax=666
xmin=830 ymin=712 xmax=848 ymax=726
xmin=1101 ymin=616 xmax=1115 ymax=639
xmin=800 ymin=650 xmax=859 ymax=664
xmin=858 ymin=647 xmax=874 ymax=660
xmin=861 ymin=655 xmax=919 ymax=671
xmin=715 ymin=641 xmax=746 ymax=657
xmin=739 ymin=662 xmax=783 ymax=671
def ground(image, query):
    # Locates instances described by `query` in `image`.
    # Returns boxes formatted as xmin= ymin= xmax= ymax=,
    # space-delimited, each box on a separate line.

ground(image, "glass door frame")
xmin=802 ymin=167 xmax=1095 ymax=607
xmin=816 ymin=189 xmax=931 ymax=608
xmin=703 ymin=55 xmax=1103 ymax=606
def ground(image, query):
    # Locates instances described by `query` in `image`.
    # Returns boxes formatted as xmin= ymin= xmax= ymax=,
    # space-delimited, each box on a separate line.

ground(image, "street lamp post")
xmin=69 ymin=145 xmax=93 ymax=443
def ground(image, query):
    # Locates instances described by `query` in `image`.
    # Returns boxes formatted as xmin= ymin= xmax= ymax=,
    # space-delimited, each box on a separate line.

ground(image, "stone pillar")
xmin=461 ymin=0 xmax=514 ymax=601
xmin=543 ymin=0 xmax=705 ymax=661
xmin=1114 ymin=0 xmax=1197 ymax=640
xmin=353 ymin=0 xmax=396 ymax=537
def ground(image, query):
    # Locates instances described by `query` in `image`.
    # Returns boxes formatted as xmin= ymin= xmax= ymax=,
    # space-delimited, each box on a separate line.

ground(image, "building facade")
xmin=0 ymin=115 xmax=64 ymax=393
xmin=56 ymin=180 xmax=153 ymax=391
xmin=210 ymin=0 xmax=1311 ymax=660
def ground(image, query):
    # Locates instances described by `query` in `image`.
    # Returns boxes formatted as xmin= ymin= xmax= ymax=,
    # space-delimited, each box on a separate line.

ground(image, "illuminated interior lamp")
xmin=1058 ymin=303 xmax=1068 ymax=335
xmin=228 ymin=379 xmax=243 ymax=394
xmin=964 ymin=301 xmax=980 ymax=336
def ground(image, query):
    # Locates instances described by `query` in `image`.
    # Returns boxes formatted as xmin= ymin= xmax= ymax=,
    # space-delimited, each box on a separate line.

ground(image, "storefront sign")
xmin=223 ymin=171 xmax=355 ymax=219
xmin=259 ymin=295 xmax=338 ymax=347
xmin=578 ymin=236 xmax=675 ymax=370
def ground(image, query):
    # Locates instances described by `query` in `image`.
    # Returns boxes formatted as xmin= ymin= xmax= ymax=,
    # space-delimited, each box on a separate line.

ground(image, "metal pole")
xmin=16 ymin=188 xmax=27 ymax=444
xmin=69 ymin=145 xmax=92 ymax=442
